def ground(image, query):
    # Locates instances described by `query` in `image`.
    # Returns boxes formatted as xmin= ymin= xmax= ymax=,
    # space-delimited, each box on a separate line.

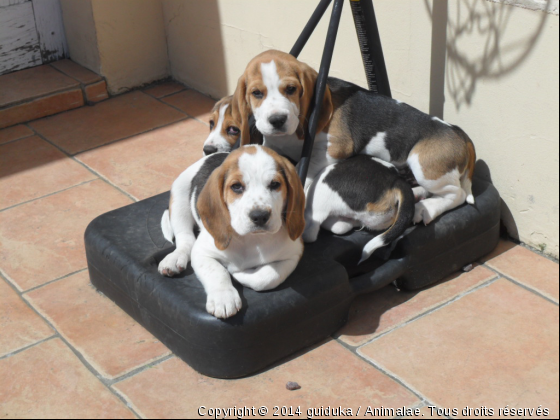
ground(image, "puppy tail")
xmin=454 ymin=125 xmax=477 ymax=205
xmin=359 ymin=182 xmax=415 ymax=264
xmin=161 ymin=209 xmax=175 ymax=243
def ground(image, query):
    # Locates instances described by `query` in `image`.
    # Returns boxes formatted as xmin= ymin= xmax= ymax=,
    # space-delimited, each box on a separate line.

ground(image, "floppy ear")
xmin=296 ymin=62 xmax=333 ymax=140
xmin=231 ymin=74 xmax=251 ymax=146
xmin=196 ymin=165 xmax=233 ymax=250
xmin=279 ymin=156 xmax=306 ymax=240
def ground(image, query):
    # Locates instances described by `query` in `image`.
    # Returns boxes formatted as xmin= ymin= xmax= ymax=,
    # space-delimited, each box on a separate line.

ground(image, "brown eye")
xmin=269 ymin=181 xmax=281 ymax=190
xmin=231 ymin=183 xmax=244 ymax=194
xmin=252 ymin=90 xmax=263 ymax=99
xmin=286 ymin=86 xmax=297 ymax=95
xmin=227 ymin=126 xmax=240 ymax=136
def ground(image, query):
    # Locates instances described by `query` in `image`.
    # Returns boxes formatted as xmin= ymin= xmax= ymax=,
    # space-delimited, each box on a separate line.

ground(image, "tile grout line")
xmin=335 ymin=339 xmax=438 ymax=412
xmin=21 ymin=268 xmax=88 ymax=295
xmin=153 ymin=93 xmax=212 ymax=127
xmin=482 ymin=264 xmax=559 ymax=306
xmin=0 ymin=335 xmax=58 ymax=361
xmin=107 ymin=354 xmax=175 ymax=387
xmin=0 ymin=179 xmax=97 ymax=214
xmin=345 ymin=275 xmax=500 ymax=349
xmin=0 ymin=132 xmax=35 ymax=146
xmin=0 ymin=271 xmax=143 ymax=419
xmin=68 ymin=114 xmax=192 ymax=156
xmin=0 ymin=84 xmax=83 ymax=110
xmin=26 ymin=125 xmax=140 ymax=203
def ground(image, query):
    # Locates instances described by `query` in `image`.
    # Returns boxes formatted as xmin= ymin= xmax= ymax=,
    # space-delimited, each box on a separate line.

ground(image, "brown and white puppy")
xmin=232 ymin=49 xmax=476 ymax=226
xmin=203 ymin=96 xmax=239 ymax=156
xmin=203 ymin=95 xmax=263 ymax=156
xmin=159 ymin=145 xmax=305 ymax=319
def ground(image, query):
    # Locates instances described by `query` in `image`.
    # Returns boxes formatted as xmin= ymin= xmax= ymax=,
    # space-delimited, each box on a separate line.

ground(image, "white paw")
xmin=330 ymin=221 xmax=355 ymax=235
xmin=302 ymin=225 xmax=319 ymax=243
xmin=413 ymin=202 xmax=435 ymax=225
xmin=206 ymin=288 xmax=242 ymax=319
xmin=158 ymin=249 xmax=190 ymax=277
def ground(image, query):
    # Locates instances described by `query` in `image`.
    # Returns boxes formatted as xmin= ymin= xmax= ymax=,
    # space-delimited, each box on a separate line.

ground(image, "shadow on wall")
xmin=424 ymin=0 xmax=551 ymax=112
xmin=163 ymin=0 xmax=228 ymax=100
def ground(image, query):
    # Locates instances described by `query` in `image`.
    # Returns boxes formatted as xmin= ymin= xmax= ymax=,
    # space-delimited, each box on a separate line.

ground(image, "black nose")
xmin=268 ymin=114 xmax=288 ymax=129
xmin=249 ymin=209 xmax=271 ymax=227
xmin=203 ymin=145 xmax=218 ymax=155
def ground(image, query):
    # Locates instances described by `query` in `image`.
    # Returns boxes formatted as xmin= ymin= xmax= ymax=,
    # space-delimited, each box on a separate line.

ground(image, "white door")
xmin=0 ymin=0 xmax=68 ymax=75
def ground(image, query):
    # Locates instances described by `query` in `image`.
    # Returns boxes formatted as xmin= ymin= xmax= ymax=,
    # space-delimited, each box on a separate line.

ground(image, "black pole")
xmin=290 ymin=0 xmax=333 ymax=58
xmin=350 ymin=0 xmax=391 ymax=97
xmin=297 ymin=0 xmax=344 ymax=184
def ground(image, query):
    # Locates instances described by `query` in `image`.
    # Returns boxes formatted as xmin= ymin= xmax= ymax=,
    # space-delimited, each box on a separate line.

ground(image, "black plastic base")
xmin=85 ymin=177 xmax=500 ymax=378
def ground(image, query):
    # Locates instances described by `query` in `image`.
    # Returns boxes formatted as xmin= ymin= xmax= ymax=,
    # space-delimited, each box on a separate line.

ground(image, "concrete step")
xmin=0 ymin=60 xmax=108 ymax=129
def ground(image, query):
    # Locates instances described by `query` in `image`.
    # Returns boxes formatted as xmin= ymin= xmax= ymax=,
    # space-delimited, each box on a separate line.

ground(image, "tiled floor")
xmin=0 ymin=82 xmax=558 ymax=419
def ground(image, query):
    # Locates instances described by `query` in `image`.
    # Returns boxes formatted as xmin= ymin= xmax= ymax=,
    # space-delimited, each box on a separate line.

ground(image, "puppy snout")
xmin=249 ymin=209 xmax=271 ymax=227
xmin=268 ymin=114 xmax=288 ymax=129
xmin=203 ymin=145 xmax=218 ymax=155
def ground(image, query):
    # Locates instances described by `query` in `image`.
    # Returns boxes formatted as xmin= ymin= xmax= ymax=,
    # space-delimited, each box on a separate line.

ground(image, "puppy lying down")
xmin=159 ymin=145 xmax=305 ymax=319
xmin=304 ymin=155 xmax=415 ymax=264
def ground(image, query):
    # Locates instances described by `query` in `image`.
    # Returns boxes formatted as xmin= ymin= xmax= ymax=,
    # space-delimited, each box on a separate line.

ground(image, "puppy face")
xmin=203 ymin=96 xmax=240 ymax=155
xmin=197 ymin=145 xmax=305 ymax=250
xmin=232 ymin=50 xmax=333 ymax=145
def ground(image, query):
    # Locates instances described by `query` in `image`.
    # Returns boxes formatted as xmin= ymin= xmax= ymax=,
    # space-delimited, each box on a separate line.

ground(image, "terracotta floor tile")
xmin=77 ymin=118 xmax=209 ymax=200
xmin=0 ymin=279 xmax=53 ymax=357
xmin=30 ymin=91 xmax=186 ymax=154
xmin=114 ymin=341 xmax=419 ymax=419
xmin=0 ymin=125 xmax=33 ymax=145
xmin=338 ymin=266 xmax=497 ymax=346
xmin=144 ymin=81 xmax=186 ymax=98
xmin=0 ymin=136 xmax=96 ymax=210
xmin=0 ymin=180 xmax=132 ymax=291
xmin=0 ymin=338 xmax=135 ymax=419
xmin=162 ymin=89 xmax=216 ymax=123
xmin=486 ymin=245 xmax=559 ymax=302
xmin=479 ymin=239 xmax=517 ymax=263
xmin=0 ymin=89 xmax=84 ymax=129
xmin=359 ymin=280 xmax=559 ymax=418
xmin=49 ymin=59 xmax=102 ymax=85
xmin=26 ymin=271 xmax=171 ymax=379
xmin=84 ymin=80 xmax=109 ymax=103
xmin=0 ymin=65 xmax=79 ymax=108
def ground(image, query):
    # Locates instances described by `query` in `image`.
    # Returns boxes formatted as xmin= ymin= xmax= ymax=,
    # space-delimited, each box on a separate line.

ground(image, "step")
xmin=0 ymin=60 xmax=109 ymax=129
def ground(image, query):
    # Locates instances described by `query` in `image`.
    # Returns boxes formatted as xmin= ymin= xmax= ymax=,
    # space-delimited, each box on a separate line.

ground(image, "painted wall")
xmin=60 ymin=0 xmax=168 ymax=94
xmin=444 ymin=1 xmax=559 ymax=257
xmin=59 ymin=0 xmax=100 ymax=74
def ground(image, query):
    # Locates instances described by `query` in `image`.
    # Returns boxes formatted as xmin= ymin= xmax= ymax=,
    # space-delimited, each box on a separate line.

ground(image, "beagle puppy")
xmin=203 ymin=96 xmax=239 ymax=156
xmin=203 ymin=96 xmax=262 ymax=156
xmin=159 ymin=145 xmax=305 ymax=319
xmin=232 ymin=50 xmax=476 ymax=226
xmin=304 ymin=155 xmax=415 ymax=264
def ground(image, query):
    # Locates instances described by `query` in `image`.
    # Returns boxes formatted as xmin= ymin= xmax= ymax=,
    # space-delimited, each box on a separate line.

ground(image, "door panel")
xmin=0 ymin=0 xmax=67 ymax=75
xmin=0 ymin=1 xmax=41 ymax=74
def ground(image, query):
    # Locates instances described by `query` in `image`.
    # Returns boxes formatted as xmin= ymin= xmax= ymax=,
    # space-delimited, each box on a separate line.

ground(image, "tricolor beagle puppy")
xmin=203 ymin=96 xmax=262 ymax=156
xmin=304 ymin=155 xmax=415 ymax=264
xmin=203 ymin=96 xmax=239 ymax=156
xmin=159 ymin=145 xmax=305 ymax=319
xmin=232 ymin=50 xmax=476 ymax=226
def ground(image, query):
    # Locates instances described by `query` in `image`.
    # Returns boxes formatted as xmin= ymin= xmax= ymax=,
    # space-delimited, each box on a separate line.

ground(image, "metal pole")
xmin=350 ymin=0 xmax=391 ymax=97
xmin=297 ymin=0 xmax=344 ymax=183
xmin=290 ymin=0 xmax=333 ymax=58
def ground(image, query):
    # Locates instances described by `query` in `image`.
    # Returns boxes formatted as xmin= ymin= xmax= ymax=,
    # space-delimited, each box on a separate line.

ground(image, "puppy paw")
xmin=302 ymin=223 xmax=320 ymax=243
xmin=414 ymin=202 xmax=435 ymax=225
xmin=206 ymin=288 xmax=242 ymax=319
xmin=158 ymin=250 xmax=190 ymax=277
